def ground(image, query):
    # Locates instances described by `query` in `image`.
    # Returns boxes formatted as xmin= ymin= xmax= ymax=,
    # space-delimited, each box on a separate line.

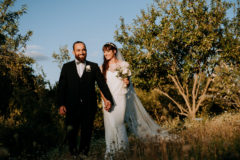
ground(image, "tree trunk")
xmin=158 ymin=73 xmax=212 ymax=120
xmin=188 ymin=111 xmax=196 ymax=120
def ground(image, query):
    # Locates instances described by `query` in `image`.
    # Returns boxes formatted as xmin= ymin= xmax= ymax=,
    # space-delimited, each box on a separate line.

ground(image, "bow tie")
xmin=76 ymin=61 xmax=85 ymax=65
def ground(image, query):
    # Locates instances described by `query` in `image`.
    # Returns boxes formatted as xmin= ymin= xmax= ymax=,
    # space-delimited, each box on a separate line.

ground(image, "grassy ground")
xmin=5 ymin=112 xmax=240 ymax=160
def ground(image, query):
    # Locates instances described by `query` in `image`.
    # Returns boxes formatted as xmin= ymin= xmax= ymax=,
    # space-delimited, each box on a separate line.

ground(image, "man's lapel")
xmin=72 ymin=60 xmax=80 ymax=78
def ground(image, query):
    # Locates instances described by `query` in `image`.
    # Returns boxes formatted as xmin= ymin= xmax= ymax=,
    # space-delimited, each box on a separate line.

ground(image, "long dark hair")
xmin=102 ymin=42 xmax=118 ymax=80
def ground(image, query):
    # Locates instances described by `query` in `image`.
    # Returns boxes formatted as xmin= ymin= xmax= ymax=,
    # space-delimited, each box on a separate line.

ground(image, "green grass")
xmin=35 ymin=112 xmax=240 ymax=160
xmin=1 ymin=111 xmax=239 ymax=159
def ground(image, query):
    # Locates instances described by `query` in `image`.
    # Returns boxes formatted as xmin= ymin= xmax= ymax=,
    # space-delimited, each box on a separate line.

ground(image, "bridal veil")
xmin=116 ymin=51 xmax=170 ymax=140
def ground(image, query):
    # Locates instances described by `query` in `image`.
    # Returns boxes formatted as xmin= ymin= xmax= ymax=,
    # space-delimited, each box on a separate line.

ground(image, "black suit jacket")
xmin=57 ymin=60 xmax=113 ymax=117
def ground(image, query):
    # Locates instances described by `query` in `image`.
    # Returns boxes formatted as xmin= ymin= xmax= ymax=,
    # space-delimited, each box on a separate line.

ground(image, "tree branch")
xmin=196 ymin=77 xmax=212 ymax=111
xmin=156 ymin=88 xmax=188 ymax=114
xmin=186 ymin=85 xmax=190 ymax=102
xmin=192 ymin=74 xmax=198 ymax=111
xmin=174 ymin=75 xmax=185 ymax=94
xmin=170 ymin=75 xmax=192 ymax=112
xmin=178 ymin=112 xmax=188 ymax=117
xmin=195 ymin=73 xmax=202 ymax=99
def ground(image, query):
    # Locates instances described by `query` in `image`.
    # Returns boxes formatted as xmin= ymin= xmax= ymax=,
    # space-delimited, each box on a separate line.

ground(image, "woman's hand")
xmin=104 ymin=99 xmax=111 ymax=111
xmin=123 ymin=78 xmax=130 ymax=87
xmin=59 ymin=105 xmax=66 ymax=116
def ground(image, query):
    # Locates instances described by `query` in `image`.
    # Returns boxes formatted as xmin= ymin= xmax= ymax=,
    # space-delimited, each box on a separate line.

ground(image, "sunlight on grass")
xmin=45 ymin=112 xmax=240 ymax=160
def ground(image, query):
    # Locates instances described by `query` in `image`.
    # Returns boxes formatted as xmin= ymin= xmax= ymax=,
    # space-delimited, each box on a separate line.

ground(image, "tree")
xmin=0 ymin=0 xmax=34 ymax=116
xmin=210 ymin=62 xmax=240 ymax=109
xmin=0 ymin=1 xmax=64 ymax=157
xmin=52 ymin=45 xmax=71 ymax=70
xmin=115 ymin=0 xmax=240 ymax=119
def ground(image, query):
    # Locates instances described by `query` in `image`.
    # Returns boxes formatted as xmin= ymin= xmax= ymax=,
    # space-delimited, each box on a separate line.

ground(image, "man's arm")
xmin=95 ymin=65 xmax=114 ymax=106
xmin=57 ymin=64 xmax=67 ymax=115
xmin=99 ymin=90 xmax=112 ymax=111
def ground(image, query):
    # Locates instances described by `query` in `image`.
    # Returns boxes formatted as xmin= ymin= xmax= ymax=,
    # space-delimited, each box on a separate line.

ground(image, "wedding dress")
xmin=103 ymin=60 xmax=170 ymax=157
xmin=103 ymin=61 xmax=129 ymax=155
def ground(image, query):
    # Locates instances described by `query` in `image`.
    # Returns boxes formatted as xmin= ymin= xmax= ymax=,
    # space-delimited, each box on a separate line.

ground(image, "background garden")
xmin=0 ymin=0 xmax=240 ymax=159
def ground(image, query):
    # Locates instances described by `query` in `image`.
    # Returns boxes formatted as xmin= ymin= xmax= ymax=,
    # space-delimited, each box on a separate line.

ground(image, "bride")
xmin=100 ymin=42 xmax=170 ymax=157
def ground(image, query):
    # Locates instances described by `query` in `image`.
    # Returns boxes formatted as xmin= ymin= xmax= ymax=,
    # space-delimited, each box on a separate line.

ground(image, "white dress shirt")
xmin=75 ymin=59 xmax=86 ymax=78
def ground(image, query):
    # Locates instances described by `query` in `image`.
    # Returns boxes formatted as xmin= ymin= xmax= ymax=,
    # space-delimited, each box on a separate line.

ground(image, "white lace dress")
xmin=103 ymin=61 xmax=129 ymax=155
xmin=102 ymin=61 xmax=170 ymax=157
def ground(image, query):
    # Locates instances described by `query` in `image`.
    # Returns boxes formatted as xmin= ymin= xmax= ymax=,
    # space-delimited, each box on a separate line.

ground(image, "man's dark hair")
xmin=73 ymin=41 xmax=86 ymax=50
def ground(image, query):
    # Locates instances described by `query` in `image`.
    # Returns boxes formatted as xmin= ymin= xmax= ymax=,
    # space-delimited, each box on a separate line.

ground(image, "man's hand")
xmin=59 ymin=105 xmax=67 ymax=116
xmin=104 ymin=100 xmax=112 ymax=112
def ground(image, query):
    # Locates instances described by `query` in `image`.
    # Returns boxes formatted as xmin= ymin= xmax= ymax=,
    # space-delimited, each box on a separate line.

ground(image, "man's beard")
xmin=76 ymin=55 xmax=86 ymax=62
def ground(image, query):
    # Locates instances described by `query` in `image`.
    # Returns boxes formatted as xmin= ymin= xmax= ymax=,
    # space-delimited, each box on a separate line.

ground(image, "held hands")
xmin=59 ymin=105 xmax=67 ymax=116
xmin=104 ymin=99 xmax=112 ymax=112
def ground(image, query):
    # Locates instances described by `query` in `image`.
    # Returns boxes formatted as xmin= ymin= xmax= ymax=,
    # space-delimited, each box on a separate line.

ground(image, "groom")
xmin=57 ymin=41 xmax=114 ymax=156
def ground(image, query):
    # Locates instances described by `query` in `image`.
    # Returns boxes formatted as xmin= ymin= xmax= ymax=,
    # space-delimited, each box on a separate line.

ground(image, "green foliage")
xmin=0 ymin=0 xmax=33 ymax=84
xmin=0 ymin=0 xmax=32 ymax=52
xmin=135 ymin=88 xmax=179 ymax=123
xmin=52 ymin=45 xmax=71 ymax=70
xmin=115 ymin=0 xmax=240 ymax=119
xmin=0 ymin=0 xmax=34 ymax=116
xmin=116 ymin=0 xmax=239 ymax=88
xmin=210 ymin=62 xmax=240 ymax=109
xmin=0 ymin=86 xmax=64 ymax=157
xmin=0 ymin=0 xmax=64 ymax=158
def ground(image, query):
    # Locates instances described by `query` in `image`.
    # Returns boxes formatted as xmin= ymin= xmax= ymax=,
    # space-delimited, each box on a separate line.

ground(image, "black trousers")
xmin=65 ymin=107 xmax=95 ymax=155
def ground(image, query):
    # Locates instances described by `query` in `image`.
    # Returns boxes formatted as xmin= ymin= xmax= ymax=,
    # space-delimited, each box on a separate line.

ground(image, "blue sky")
xmin=14 ymin=0 xmax=151 ymax=85
xmin=14 ymin=0 xmax=237 ymax=85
